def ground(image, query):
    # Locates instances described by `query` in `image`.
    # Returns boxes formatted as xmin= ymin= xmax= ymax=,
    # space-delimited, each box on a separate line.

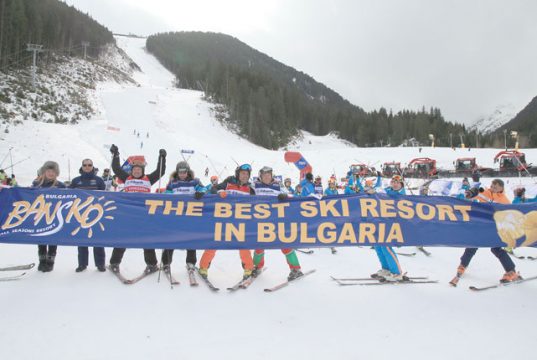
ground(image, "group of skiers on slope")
xmin=8 ymin=143 xmax=537 ymax=284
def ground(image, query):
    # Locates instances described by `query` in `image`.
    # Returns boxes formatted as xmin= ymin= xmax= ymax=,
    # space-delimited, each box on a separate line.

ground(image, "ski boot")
xmin=97 ymin=266 xmax=106 ymax=272
xmin=371 ymin=269 xmax=390 ymax=279
xmin=251 ymin=266 xmax=263 ymax=278
xmin=75 ymin=266 xmax=87 ymax=273
xmin=456 ymin=265 xmax=466 ymax=276
xmin=381 ymin=272 xmax=404 ymax=282
xmin=198 ymin=267 xmax=209 ymax=279
xmin=144 ymin=264 xmax=159 ymax=274
xmin=44 ymin=255 xmax=55 ymax=272
xmin=37 ymin=255 xmax=47 ymax=272
xmin=288 ymin=269 xmax=304 ymax=281
xmin=109 ymin=263 xmax=120 ymax=273
xmin=243 ymin=269 xmax=253 ymax=280
xmin=500 ymin=271 xmax=522 ymax=283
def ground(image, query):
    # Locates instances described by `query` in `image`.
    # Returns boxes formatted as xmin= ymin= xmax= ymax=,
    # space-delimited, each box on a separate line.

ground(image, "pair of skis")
xmin=196 ymin=267 xmax=316 ymax=293
xmin=109 ymin=264 xmax=199 ymax=286
xmin=450 ymin=270 xmax=537 ymax=291
xmin=0 ymin=263 xmax=35 ymax=281
xmin=331 ymin=275 xmax=437 ymax=286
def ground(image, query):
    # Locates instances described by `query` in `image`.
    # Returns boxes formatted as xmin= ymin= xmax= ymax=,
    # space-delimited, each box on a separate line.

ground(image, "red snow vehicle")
xmin=381 ymin=162 xmax=402 ymax=177
xmin=404 ymin=158 xmax=438 ymax=178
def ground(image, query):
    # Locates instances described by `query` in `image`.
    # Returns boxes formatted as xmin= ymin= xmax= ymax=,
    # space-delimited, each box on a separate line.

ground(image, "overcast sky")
xmin=64 ymin=0 xmax=537 ymax=126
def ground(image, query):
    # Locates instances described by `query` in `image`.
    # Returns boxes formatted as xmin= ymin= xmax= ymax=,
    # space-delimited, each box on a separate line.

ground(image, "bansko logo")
xmin=1 ymin=194 xmax=116 ymax=238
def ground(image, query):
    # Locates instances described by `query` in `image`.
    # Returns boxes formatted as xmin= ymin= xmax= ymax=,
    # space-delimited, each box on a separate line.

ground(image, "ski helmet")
xmin=176 ymin=161 xmax=190 ymax=173
xmin=258 ymin=166 xmax=273 ymax=177
xmin=235 ymin=163 xmax=252 ymax=178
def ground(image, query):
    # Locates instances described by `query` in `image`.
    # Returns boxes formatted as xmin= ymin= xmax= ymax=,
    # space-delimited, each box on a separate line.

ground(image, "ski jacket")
xmin=69 ymin=172 xmax=105 ymax=190
xmin=253 ymin=180 xmax=282 ymax=196
xmin=384 ymin=187 xmax=406 ymax=196
xmin=31 ymin=179 xmax=66 ymax=189
xmin=513 ymin=196 xmax=537 ymax=204
xmin=324 ymin=188 xmax=339 ymax=196
xmin=299 ymin=179 xmax=315 ymax=196
xmin=476 ymin=189 xmax=509 ymax=204
xmin=166 ymin=177 xmax=205 ymax=195
xmin=111 ymin=153 xmax=166 ymax=185
xmin=217 ymin=176 xmax=254 ymax=195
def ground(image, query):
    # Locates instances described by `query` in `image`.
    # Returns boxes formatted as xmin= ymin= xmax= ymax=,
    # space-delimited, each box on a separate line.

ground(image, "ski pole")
xmin=8 ymin=148 xmax=13 ymax=176
xmin=0 ymin=147 xmax=12 ymax=168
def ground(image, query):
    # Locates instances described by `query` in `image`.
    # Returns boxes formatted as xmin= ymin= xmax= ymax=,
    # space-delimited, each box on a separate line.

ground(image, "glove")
xmin=110 ymin=144 xmax=119 ymax=156
xmin=194 ymin=191 xmax=204 ymax=200
xmin=219 ymin=191 xmax=227 ymax=199
xmin=514 ymin=188 xmax=525 ymax=198
xmin=466 ymin=187 xmax=479 ymax=198
xmin=159 ymin=149 xmax=167 ymax=158
xmin=277 ymin=193 xmax=288 ymax=201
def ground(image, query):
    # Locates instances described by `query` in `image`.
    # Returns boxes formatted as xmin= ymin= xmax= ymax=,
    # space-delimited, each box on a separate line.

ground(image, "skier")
xmin=370 ymin=175 xmax=406 ymax=281
xmin=198 ymin=164 xmax=254 ymax=279
xmin=32 ymin=161 xmax=66 ymax=272
xmin=513 ymin=187 xmax=537 ymax=203
xmin=206 ymin=175 xmax=219 ymax=194
xmin=101 ymin=168 xmax=116 ymax=191
xmin=299 ymin=173 xmax=315 ymax=196
xmin=324 ymin=178 xmax=339 ymax=195
xmin=282 ymin=177 xmax=294 ymax=195
xmin=140 ymin=141 xmax=143 ymax=149
xmin=252 ymin=166 xmax=303 ymax=280
xmin=294 ymin=184 xmax=302 ymax=196
xmin=161 ymin=161 xmax=206 ymax=273
xmin=313 ymin=175 xmax=324 ymax=195
xmin=108 ymin=144 xmax=167 ymax=274
xmin=456 ymin=177 xmax=471 ymax=200
xmin=69 ymin=159 xmax=107 ymax=272
xmin=454 ymin=179 xmax=522 ymax=283
xmin=204 ymin=167 xmax=209 ymax=177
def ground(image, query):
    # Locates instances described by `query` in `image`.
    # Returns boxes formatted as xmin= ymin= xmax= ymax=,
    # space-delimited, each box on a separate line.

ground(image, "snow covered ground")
xmin=1 ymin=35 xmax=537 ymax=360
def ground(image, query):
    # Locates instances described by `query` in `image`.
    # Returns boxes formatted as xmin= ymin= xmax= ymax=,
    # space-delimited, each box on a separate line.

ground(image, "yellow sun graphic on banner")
xmin=70 ymin=197 xmax=116 ymax=238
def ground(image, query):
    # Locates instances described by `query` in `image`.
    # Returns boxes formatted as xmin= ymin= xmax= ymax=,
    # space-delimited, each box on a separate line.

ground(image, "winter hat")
xmin=305 ymin=173 xmax=313 ymax=181
xmin=40 ymin=161 xmax=60 ymax=177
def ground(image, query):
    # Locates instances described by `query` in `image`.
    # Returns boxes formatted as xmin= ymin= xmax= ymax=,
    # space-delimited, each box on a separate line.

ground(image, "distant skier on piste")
xmin=252 ymin=166 xmax=303 ymax=281
xmin=370 ymin=174 xmax=406 ymax=282
xmin=198 ymin=164 xmax=255 ymax=280
xmin=161 ymin=161 xmax=206 ymax=274
xmin=108 ymin=144 xmax=167 ymax=275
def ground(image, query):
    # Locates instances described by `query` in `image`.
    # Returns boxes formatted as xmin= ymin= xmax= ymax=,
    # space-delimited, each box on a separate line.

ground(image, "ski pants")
xmin=78 ymin=247 xmax=106 ymax=268
xmin=374 ymin=246 xmax=402 ymax=275
xmin=460 ymin=247 xmax=515 ymax=272
xmin=161 ymin=249 xmax=197 ymax=266
xmin=38 ymin=245 xmax=57 ymax=257
xmin=253 ymin=249 xmax=301 ymax=270
xmin=109 ymin=248 xmax=158 ymax=266
xmin=199 ymin=250 xmax=253 ymax=271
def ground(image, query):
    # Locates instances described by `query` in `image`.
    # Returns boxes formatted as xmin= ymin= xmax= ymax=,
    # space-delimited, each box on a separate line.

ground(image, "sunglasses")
xmin=82 ymin=163 xmax=93 ymax=167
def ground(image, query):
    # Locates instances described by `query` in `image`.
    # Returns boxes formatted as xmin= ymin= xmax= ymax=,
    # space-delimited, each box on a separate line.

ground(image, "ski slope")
xmin=1 ymin=35 xmax=537 ymax=360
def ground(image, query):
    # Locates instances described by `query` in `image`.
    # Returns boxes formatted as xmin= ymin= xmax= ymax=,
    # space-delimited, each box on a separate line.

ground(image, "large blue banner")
xmin=1 ymin=188 xmax=536 ymax=249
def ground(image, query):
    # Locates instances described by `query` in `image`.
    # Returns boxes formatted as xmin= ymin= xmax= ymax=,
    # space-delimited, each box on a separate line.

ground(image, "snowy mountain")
xmin=1 ymin=35 xmax=537 ymax=360
xmin=469 ymin=103 xmax=516 ymax=134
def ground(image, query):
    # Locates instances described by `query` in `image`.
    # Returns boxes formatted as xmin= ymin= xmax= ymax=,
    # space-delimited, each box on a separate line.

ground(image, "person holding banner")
xmin=252 ymin=166 xmax=303 ymax=281
xmin=370 ymin=175 xmax=406 ymax=282
xmin=324 ymin=178 xmax=339 ymax=195
xmin=161 ymin=161 xmax=206 ymax=273
xmin=108 ymin=144 xmax=167 ymax=275
xmin=69 ymin=159 xmax=107 ymax=273
xmin=198 ymin=164 xmax=255 ymax=280
xmin=32 ymin=161 xmax=66 ymax=272
xmin=283 ymin=178 xmax=294 ymax=195
xmin=513 ymin=187 xmax=537 ymax=204
xmin=455 ymin=179 xmax=521 ymax=283
xmin=299 ymin=173 xmax=315 ymax=196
